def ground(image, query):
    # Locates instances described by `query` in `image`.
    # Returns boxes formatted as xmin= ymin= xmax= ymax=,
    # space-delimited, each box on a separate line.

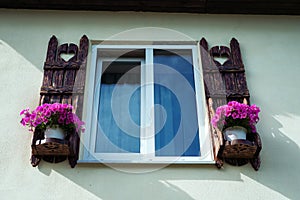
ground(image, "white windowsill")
xmin=77 ymin=159 xmax=216 ymax=165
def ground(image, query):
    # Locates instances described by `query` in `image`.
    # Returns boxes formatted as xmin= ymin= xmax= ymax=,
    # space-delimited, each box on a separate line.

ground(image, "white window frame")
xmin=81 ymin=43 xmax=214 ymax=164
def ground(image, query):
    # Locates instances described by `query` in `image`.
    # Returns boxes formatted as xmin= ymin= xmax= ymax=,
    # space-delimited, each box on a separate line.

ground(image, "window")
xmin=83 ymin=42 xmax=214 ymax=163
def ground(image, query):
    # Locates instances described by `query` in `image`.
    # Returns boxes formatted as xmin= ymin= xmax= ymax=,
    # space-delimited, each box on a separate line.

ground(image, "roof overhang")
xmin=0 ymin=0 xmax=300 ymax=15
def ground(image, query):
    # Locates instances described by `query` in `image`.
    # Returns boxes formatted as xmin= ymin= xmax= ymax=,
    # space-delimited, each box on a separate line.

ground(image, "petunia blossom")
xmin=20 ymin=103 xmax=85 ymax=134
xmin=211 ymin=101 xmax=260 ymax=133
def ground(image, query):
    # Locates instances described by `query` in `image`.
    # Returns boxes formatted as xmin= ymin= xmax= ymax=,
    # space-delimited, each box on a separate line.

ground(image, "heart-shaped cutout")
xmin=213 ymin=56 xmax=229 ymax=65
xmin=60 ymin=52 xmax=75 ymax=62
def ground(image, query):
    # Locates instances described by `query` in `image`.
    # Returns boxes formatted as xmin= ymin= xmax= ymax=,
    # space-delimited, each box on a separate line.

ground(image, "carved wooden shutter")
xmin=31 ymin=35 xmax=89 ymax=167
xmin=200 ymin=38 xmax=261 ymax=170
xmin=200 ymin=38 xmax=250 ymax=108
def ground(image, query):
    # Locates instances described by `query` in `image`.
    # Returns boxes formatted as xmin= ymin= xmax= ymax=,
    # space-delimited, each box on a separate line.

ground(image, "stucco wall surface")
xmin=0 ymin=9 xmax=299 ymax=200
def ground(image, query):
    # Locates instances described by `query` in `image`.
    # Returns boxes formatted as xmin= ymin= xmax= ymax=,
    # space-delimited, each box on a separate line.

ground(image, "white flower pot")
xmin=44 ymin=127 xmax=65 ymax=140
xmin=223 ymin=126 xmax=247 ymax=141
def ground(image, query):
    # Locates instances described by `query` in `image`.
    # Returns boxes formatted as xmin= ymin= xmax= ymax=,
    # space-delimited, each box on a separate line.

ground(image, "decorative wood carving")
xmin=200 ymin=38 xmax=250 ymax=108
xmin=200 ymin=38 xmax=262 ymax=170
xmin=31 ymin=35 xmax=89 ymax=168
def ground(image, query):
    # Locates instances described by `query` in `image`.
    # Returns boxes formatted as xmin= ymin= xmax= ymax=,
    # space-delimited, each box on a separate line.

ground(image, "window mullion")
xmin=140 ymin=48 xmax=155 ymax=157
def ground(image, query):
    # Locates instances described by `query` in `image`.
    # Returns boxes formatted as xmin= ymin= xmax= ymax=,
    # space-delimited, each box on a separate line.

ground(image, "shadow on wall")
xmin=243 ymin=103 xmax=300 ymax=199
xmin=36 ymin=107 xmax=300 ymax=200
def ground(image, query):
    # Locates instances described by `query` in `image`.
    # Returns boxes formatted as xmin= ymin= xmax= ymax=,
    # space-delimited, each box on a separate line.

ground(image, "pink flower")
xmin=58 ymin=118 xmax=64 ymax=124
xmin=20 ymin=119 xmax=26 ymax=126
xmin=232 ymin=113 xmax=237 ymax=119
xmin=45 ymin=111 xmax=51 ymax=117
xmin=211 ymin=101 xmax=260 ymax=133
xmin=30 ymin=112 xmax=37 ymax=120
xmin=36 ymin=106 xmax=43 ymax=112
xmin=227 ymin=101 xmax=233 ymax=107
xmin=20 ymin=108 xmax=29 ymax=115
xmin=241 ymin=113 xmax=247 ymax=119
xmin=20 ymin=103 xmax=85 ymax=133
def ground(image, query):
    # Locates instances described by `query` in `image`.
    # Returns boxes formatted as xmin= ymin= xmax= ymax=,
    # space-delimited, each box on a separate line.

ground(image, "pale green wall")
xmin=1 ymin=9 xmax=300 ymax=200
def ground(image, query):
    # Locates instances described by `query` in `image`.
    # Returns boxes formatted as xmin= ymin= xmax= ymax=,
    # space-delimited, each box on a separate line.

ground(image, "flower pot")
xmin=44 ymin=127 xmax=65 ymax=140
xmin=223 ymin=126 xmax=247 ymax=141
xmin=32 ymin=127 xmax=70 ymax=164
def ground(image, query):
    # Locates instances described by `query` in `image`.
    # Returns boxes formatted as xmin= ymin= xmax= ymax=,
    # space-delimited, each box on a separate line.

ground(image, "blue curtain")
xmin=95 ymin=51 xmax=200 ymax=157
xmin=95 ymin=83 xmax=141 ymax=153
xmin=154 ymin=51 xmax=200 ymax=156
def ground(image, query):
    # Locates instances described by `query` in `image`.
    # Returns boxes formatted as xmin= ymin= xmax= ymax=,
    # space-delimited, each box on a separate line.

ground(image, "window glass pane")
xmin=154 ymin=49 xmax=200 ymax=156
xmin=95 ymin=60 xmax=141 ymax=153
